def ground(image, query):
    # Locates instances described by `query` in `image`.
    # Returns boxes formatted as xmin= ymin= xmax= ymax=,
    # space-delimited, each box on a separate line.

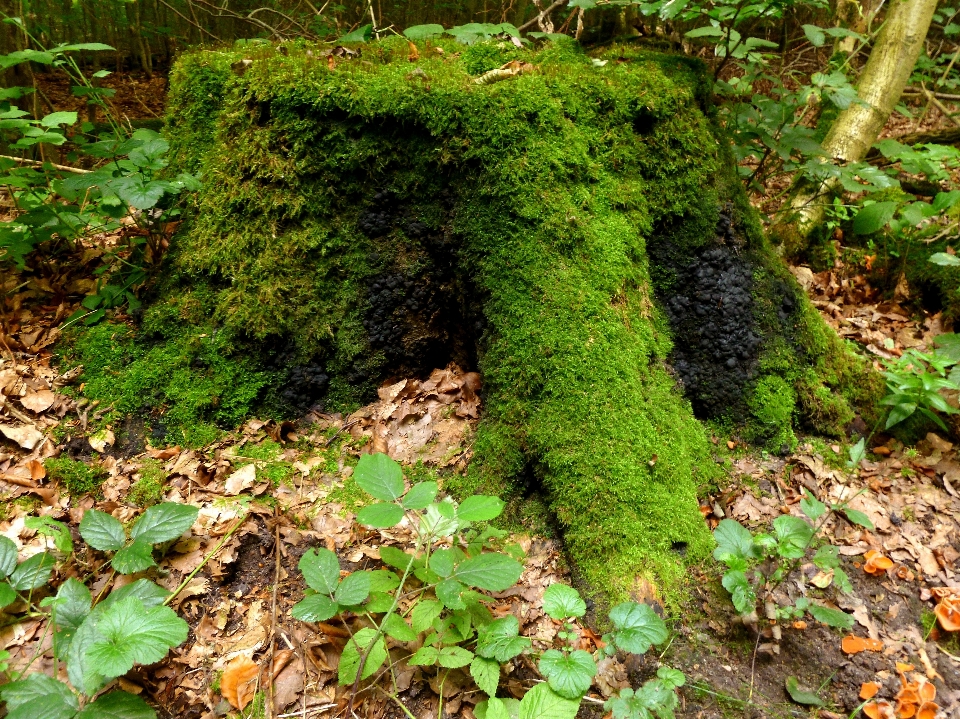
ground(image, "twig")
xmin=324 ymin=419 xmax=360 ymax=447
xmin=275 ymin=706 xmax=336 ymax=718
xmin=922 ymin=84 xmax=960 ymax=128
xmin=163 ymin=515 xmax=246 ymax=606
xmin=0 ymin=155 xmax=92 ymax=174
xmin=902 ymin=88 xmax=960 ymax=101
xmin=518 ymin=0 xmax=567 ymax=31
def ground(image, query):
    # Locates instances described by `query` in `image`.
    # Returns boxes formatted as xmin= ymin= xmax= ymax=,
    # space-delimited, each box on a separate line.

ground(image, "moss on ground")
xmin=128 ymin=459 xmax=167 ymax=506
xmin=61 ymin=36 xmax=882 ymax=606
xmin=45 ymin=457 xmax=107 ymax=498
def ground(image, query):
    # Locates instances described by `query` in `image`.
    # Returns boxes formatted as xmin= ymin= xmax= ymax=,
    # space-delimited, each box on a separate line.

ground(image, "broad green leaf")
xmin=542 ymin=583 xmax=586 ymax=620
xmin=457 ymin=495 xmax=505 ymax=522
xmin=471 ymin=655 xmax=500 ymax=696
xmin=299 ymin=548 xmax=340 ymax=595
xmin=843 ymin=508 xmax=874 ymax=530
xmin=721 ymin=570 xmax=756 ymax=614
xmin=852 ymin=201 xmax=898 ymax=235
xmin=367 ymin=569 xmax=401 ymax=593
xmin=712 ymin=519 xmax=758 ymax=563
xmin=685 ymin=25 xmax=725 ymax=38
xmin=657 ymin=666 xmax=685 ymax=688
xmin=802 ymin=24 xmax=826 ymax=46
xmin=429 ymin=547 xmax=460 ymax=578
xmin=75 ymin=690 xmax=156 ymax=719
xmin=25 ymin=517 xmax=73 ymax=554
xmin=608 ymin=602 xmax=667 ymax=654
xmin=366 ymin=592 xmax=394 ymax=613
xmin=812 ymin=544 xmax=840 ymax=570
xmin=339 ymin=24 xmax=373 ymax=43
xmin=785 ymin=676 xmax=824 ymax=706
xmin=291 ymin=593 xmax=338 ymax=622
xmin=0 ymin=582 xmax=16 ymax=608
xmin=411 ymin=599 xmax=443 ymax=633
xmin=404 ymin=24 xmax=445 ymax=40
xmin=354 ymin=453 xmax=404 ymax=501
xmin=356 ymin=502 xmax=405 ymax=528
xmin=382 ymin=613 xmax=417 ymax=641
xmin=799 ymin=496 xmax=826 ymax=521
xmin=518 ymin=682 xmax=580 ymax=719
xmin=9 ymin=552 xmax=55 ymax=590
xmin=403 ymin=481 xmax=438 ymax=509
xmin=68 ymin=606 xmax=110 ymax=695
xmin=85 ymin=597 xmax=188 ymax=678
xmin=476 ymin=615 xmax=531 ymax=662
xmin=379 ymin=545 xmax=415 ymax=573
xmin=102 ymin=579 xmax=169 ymax=609
xmin=0 ymin=673 xmax=79 ymax=719
xmin=53 ymin=42 xmax=115 ymax=52
xmin=338 ymin=628 xmax=387 ymax=684
xmin=772 ymin=516 xmax=814 ymax=558
xmin=0 ymin=536 xmax=18 ymax=576
xmin=40 ymin=111 xmax=77 ymax=127
xmin=933 ymin=190 xmax=960 ymax=213
xmin=476 ymin=697 xmax=520 ymax=719
xmin=335 ymin=572 xmax=371 ymax=606
xmin=52 ymin=577 xmax=92 ymax=653
xmin=111 ymin=540 xmax=156 ymax=574
xmin=408 ymin=645 xmax=440 ymax=665
xmin=538 ymin=649 xmax=596 ymax=699
xmin=808 ymin=604 xmax=853 ymax=629
xmin=886 ymin=401 xmax=916 ymax=428
xmin=130 ymin=503 xmax=198 ymax=545
xmin=80 ymin=509 xmax=126 ymax=551
xmin=453 ymin=553 xmax=522 ymax=591
xmin=439 ymin=646 xmax=474 ymax=668
xmin=436 ymin=578 xmax=466 ymax=609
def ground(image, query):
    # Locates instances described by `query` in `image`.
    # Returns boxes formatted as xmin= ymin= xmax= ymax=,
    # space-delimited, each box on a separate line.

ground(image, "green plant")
xmin=880 ymin=347 xmax=960 ymax=432
xmin=292 ymin=453 xmax=685 ymax=719
xmin=0 ymin=502 xmax=199 ymax=718
xmin=713 ymin=493 xmax=875 ymax=629
xmin=44 ymin=457 xmax=107 ymax=498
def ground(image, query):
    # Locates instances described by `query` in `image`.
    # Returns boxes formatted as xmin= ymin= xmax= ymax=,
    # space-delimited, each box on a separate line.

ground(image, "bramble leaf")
xmin=298 ymin=548 xmax=340 ymax=595
xmin=80 ymin=509 xmax=126 ymax=551
xmin=130 ymin=503 xmax=198 ymax=545
xmin=354 ymin=453 xmax=404 ymax=501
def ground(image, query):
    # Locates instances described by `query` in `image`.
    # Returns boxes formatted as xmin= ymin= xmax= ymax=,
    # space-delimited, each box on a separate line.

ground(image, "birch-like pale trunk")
xmin=771 ymin=0 xmax=938 ymax=257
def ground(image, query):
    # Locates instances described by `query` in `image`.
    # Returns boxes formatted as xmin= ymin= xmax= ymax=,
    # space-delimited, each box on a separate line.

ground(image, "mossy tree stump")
xmin=159 ymin=37 xmax=881 ymax=605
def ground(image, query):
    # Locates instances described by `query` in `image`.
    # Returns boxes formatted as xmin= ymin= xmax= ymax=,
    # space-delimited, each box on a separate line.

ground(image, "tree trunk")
xmin=150 ymin=39 xmax=882 ymax=606
xmin=770 ymin=0 xmax=938 ymax=258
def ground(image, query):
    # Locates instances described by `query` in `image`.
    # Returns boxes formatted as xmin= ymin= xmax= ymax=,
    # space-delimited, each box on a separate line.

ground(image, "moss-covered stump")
xmin=142 ymin=37 xmax=880 ymax=604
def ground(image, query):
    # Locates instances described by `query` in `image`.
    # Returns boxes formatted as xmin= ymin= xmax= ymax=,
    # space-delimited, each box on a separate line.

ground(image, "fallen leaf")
xmin=221 ymin=655 xmax=259 ymax=710
xmin=0 ymin=423 xmax=44 ymax=450
xmin=88 ymin=428 xmax=115 ymax=453
xmin=225 ymin=464 xmax=257 ymax=495
xmin=20 ymin=389 xmax=55 ymax=413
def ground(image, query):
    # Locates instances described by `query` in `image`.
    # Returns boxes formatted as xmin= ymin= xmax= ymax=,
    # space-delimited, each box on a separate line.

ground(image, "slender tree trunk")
xmin=771 ymin=0 xmax=938 ymax=258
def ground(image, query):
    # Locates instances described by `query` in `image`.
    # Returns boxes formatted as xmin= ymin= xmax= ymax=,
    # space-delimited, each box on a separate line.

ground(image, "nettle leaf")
xmin=335 ymin=572 xmax=371 ymax=606
xmin=457 ymin=495 xmax=505 ymax=522
xmin=80 ymin=509 xmax=126 ymax=551
xmin=354 ymin=453 xmax=404 ymax=501
xmin=0 ymin=536 xmax=18 ymax=576
xmin=403 ymin=481 xmax=438 ymax=509
xmin=85 ymin=597 xmax=189 ymax=678
xmin=808 ymin=604 xmax=854 ymax=629
xmin=291 ymin=593 xmax=338 ymax=622
xmin=10 ymin=552 xmax=55 ymax=590
xmin=542 ymin=583 xmax=586 ymax=620
xmin=0 ymin=673 xmax=79 ymax=719
xmin=356 ymin=502 xmax=405 ymax=528
xmin=517 ymin=682 xmax=580 ymax=719
xmin=338 ymin=627 xmax=387 ymax=684
xmin=382 ymin=613 xmax=417 ymax=641
xmin=799 ymin=495 xmax=826 ymax=522
xmin=440 ymin=646 xmax=474 ymax=668
xmin=453 ymin=553 xmax=522 ymax=591
xmin=608 ymin=602 xmax=668 ymax=654
xmin=471 ymin=655 xmax=500 ymax=696
xmin=721 ymin=570 xmax=756 ymax=614
xmin=539 ymin=649 xmax=596 ymax=699
xmin=843 ymin=508 xmax=874 ymax=530
xmin=104 ymin=578 xmax=169 ymax=609
xmin=712 ymin=519 xmax=758 ymax=563
xmin=112 ymin=540 xmax=156 ymax=575
xmin=476 ymin=615 xmax=531 ymax=662
xmin=299 ymin=548 xmax=341 ymax=595
xmin=130 ymin=503 xmax=198 ymax=545
xmin=773 ymin=515 xmax=814 ymax=559
xmin=411 ymin=599 xmax=443 ymax=633
xmin=75 ymin=690 xmax=156 ymax=719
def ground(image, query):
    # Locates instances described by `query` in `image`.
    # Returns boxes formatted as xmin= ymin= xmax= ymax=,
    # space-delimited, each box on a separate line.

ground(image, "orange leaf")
xmin=221 ymin=656 xmax=259 ymax=710
xmin=842 ymin=635 xmax=866 ymax=654
xmin=917 ymin=702 xmax=939 ymax=719
xmin=860 ymin=682 xmax=881 ymax=700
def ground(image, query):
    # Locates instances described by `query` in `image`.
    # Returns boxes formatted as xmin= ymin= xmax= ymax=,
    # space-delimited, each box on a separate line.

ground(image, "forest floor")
xmin=0 ymin=75 xmax=959 ymax=719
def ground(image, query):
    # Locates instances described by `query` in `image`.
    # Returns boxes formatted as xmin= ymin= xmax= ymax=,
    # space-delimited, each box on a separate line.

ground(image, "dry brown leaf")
xmin=0 ymin=423 xmax=44 ymax=450
xmin=407 ymin=40 xmax=419 ymax=61
xmin=20 ymin=389 xmax=55 ymax=413
xmin=221 ymin=655 xmax=259 ymax=710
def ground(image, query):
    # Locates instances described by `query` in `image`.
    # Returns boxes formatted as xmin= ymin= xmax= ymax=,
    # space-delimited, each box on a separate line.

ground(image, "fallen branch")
xmin=921 ymin=84 xmax=960 ymax=128
xmin=518 ymin=0 xmax=567 ymax=31
xmin=0 ymin=155 xmax=92 ymax=174
xmin=902 ymin=87 xmax=960 ymax=101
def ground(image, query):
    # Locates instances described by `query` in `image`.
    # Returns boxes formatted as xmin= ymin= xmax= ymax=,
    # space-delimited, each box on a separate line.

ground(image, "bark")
xmin=771 ymin=0 xmax=938 ymax=258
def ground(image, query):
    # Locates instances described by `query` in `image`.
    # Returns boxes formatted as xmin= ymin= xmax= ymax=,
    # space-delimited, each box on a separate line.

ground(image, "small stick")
xmin=163 ymin=515 xmax=246 ymax=607
xmin=0 ymin=155 xmax=93 ymax=174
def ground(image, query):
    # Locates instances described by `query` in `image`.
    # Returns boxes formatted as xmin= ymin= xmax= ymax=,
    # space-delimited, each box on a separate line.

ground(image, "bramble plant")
xmin=713 ymin=494 xmax=876 ymax=631
xmin=0 ymin=502 xmax=199 ymax=719
xmin=292 ymin=452 xmax=686 ymax=719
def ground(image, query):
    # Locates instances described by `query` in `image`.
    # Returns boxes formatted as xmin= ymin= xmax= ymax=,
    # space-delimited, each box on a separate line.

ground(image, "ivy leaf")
xmin=130 ymin=503 xmax=198 ymax=545
xmin=80 ymin=509 xmax=127 ymax=551
xmin=354 ymin=453 xmax=404 ymax=501
xmin=808 ymin=604 xmax=854 ymax=629
xmin=476 ymin=615 xmax=531 ymax=662
xmin=608 ymin=602 xmax=668 ymax=654
xmin=0 ymin=536 xmax=19 ymax=577
xmin=457 ymin=495 xmax=505 ymax=522
xmin=542 ymin=584 xmax=586 ymax=620
xmin=712 ymin=519 xmax=758 ymax=563
xmin=439 ymin=646 xmax=474 ymax=668
xmin=843 ymin=508 xmax=874 ymax=530
xmin=291 ymin=593 xmax=339 ymax=622
xmin=356 ymin=503 xmax=405 ymax=528
xmin=85 ymin=597 xmax=189 ymax=679
xmin=453 ymin=553 xmax=522 ymax=591
xmin=298 ymin=548 xmax=340 ymax=595
xmin=411 ymin=599 xmax=443 ymax=633
xmin=403 ymin=481 xmax=438 ymax=509
xmin=471 ymin=656 xmax=500 ymax=696
xmin=9 ymin=552 xmax=55 ymax=590
xmin=538 ymin=649 xmax=596 ymax=699
xmin=382 ymin=613 xmax=418 ymax=642
xmin=75 ymin=690 xmax=156 ymax=719
xmin=111 ymin=540 xmax=157 ymax=575
xmin=335 ymin=572 xmax=371 ymax=607
xmin=517 ymin=682 xmax=580 ymax=719
xmin=0 ymin=673 xmax=79 ymax=719
xmin=338 ymin=628 xmax=387 ymax=684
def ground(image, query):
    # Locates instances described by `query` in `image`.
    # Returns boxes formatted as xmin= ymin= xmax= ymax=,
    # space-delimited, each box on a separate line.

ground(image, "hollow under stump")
xmin=154 ymin=36 xmax=882 ymax=607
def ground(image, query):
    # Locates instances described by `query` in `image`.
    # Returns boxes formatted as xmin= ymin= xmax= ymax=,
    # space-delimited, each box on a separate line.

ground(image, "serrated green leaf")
xmin=852 ymin=201 xmax=898 ymax=235
xmin=291 ymin=593 xmax=339 ymax=622
xmin=111 ymin=539 xmax=156 ymax=574
xmin=518 ymin=682 xmax=580 ymax=719
xmin=9 ymin=552 xmax=55 ymax=590
xmin=453 ymin=553 xmax=522 ymax=591
xmin=52 ymin=577 xmax=91 ymax=654
xmin=85 ymin=597 xmax=188 ymax=678
xmin=75 ymin=690 xmax=156 ymax=719
xmin=457 ymin=495 xmax=505 ymax=522
xmin=440 ymin=646 xmax=474 ymax=668
xmin=0 ymin=581 xmax=17 ymax=609
xmin=382 ymin=612 xmax=417 ymax=641
xmin=471 ymin=655 xmax=500 ymax=696
xmin=130 ymin=503 xmax=198 ymax=545
xmin=379 ymin=545 xmax=415 ymax=573
xmin=812 ymin=544 xmax=840 ymax=570
xmin=40 ymin=111 xmax=77 ymax=128
xmin=808 ymin=604 xmax=853 ymax=629
xmin=0 ymin=536 xmax=19 ymax=577
xmin=539 ymin=649 xmax=596 ymax=699
xmin=476 ymin=615 xmax=531 ymax=662
xmin=657 ymin=666 xmax=685 ymax=688
xmin=80 ymin=509 xmax=126 ymax=551
xmin=403 ymin=481 xmax=438 ymax=509
xmin=721 ymin=570 xmax=756 ymax=614
xmin=0 ymin=673 xmax=79 ymax=719
xmin=608 ymin=602 xmax=667 ymax=654
xmin=354 ymin=453 xmax=404 ymax=501
xmin=356 ymin=502 xmax=405 ymax=528
xmin=799 ymin=496 xmax=826 ymax=521
xmin=338 ymin=627 xmax=387 ymax=684
xmin=299 ymin=548 xmax=340 ymax=595
xmin=103 ymin=578 xmax=169 ymax=609
xmin=335 ymin=571 xmax=371 ymax=606
xmin=408 ymin=645 xmax=440 ymax=665
xmin=429 ymin=547 xmax=460 ymax=578
xmin=477 ymin=697 xmax=520 ymax=719
xmin=773 ymin=515 xmax=814 ymax=559
xmin=802 ymin=24 xmax=826 ymax=46
xmin=712 ymin=519 xmax=758 ymax=563
xmin=542 ymin=584 xmax=586 ymax=620
xmin=843 ymin=508 xmax=874 ymax=530
xmin=785 ymin=676 xmax=824 ymax=706
xmin=411 ymin=599 xmax=443 ymax=633
xmin=436 ymin=578 xmax=466 ymax=609
xmin=367 ymin=569 xmax=401 ymax=593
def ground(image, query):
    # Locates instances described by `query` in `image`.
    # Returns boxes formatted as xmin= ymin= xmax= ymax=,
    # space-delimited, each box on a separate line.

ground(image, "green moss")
xmin=128 ymin=459 xmax=166 ymax=507
xmin=747 ymin=376 xmax=797 ymax=451
xmin=45 ymin=457 xmax=106 ymax=498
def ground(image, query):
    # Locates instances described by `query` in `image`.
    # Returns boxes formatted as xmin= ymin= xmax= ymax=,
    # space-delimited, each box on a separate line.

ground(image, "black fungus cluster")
xmin=663 ymin=229 xmax=761 ymax=419
xmin=363 ymin=270 xmax=446 ymax=363
xmin=267 ymin=346 xmax=329 ymax=411
xmin=358 ymin=191 xmax=395 ymax=237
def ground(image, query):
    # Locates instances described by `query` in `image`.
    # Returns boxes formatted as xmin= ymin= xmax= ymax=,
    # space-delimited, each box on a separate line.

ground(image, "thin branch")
xmin=0 ymin=155 xmax=92 ymax=174
xmin=518 ymin=0 xmax=567 ymax=32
